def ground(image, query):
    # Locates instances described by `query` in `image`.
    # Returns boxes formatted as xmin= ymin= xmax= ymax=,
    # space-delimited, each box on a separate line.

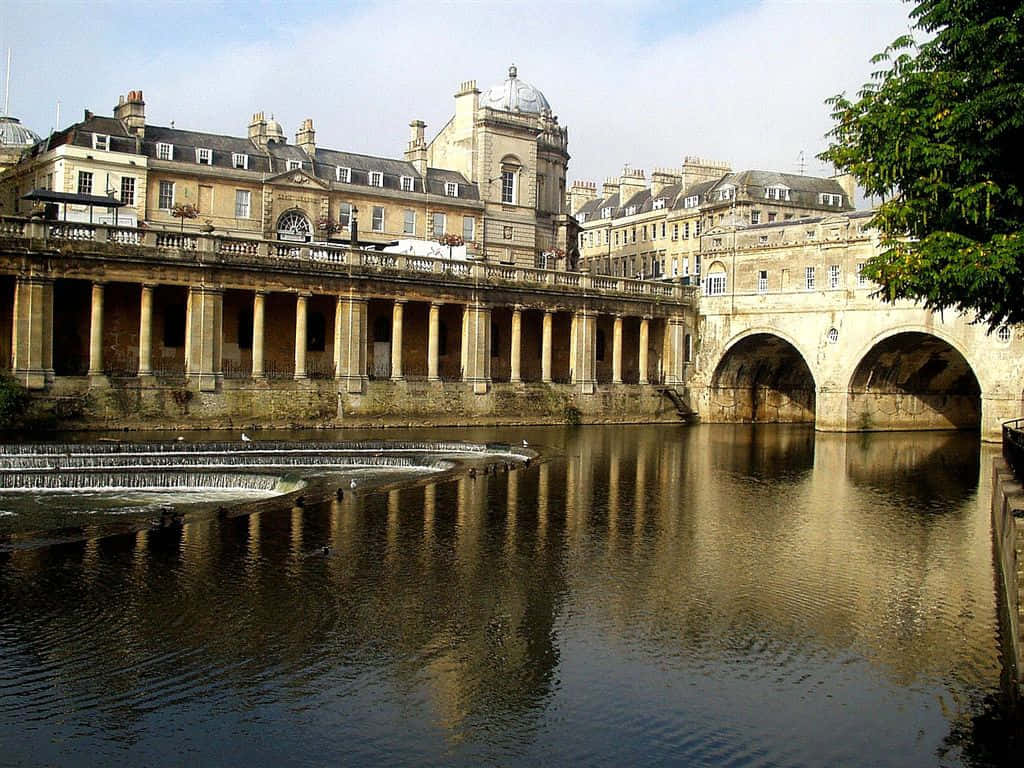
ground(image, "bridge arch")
xmin=845 ymin=327 xmax=981 ymax=431
xmin=707 ymin=330 xmax=817 ymax=423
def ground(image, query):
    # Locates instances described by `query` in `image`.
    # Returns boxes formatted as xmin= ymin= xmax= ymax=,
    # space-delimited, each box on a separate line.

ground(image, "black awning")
xmin=21 ymin=189 xmax=128 ymax=208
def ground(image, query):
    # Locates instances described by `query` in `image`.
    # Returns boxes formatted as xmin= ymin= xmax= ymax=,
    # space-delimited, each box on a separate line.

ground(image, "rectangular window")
xmin=336 ymin=166 xmax=351 ymax=183
xmin=828 ymin=264 xmax=840 ymax=289
xmin=372 ymin=206 xmax=385 ymax=232
xmin=642 ymin=225 xmax=647 ymax=241
xmin=625 ymin=205 xmax=636 ymax=216
xmin=718 ymin=187 xmax=734 ymax=201
xmin=767 ymin=212 xmax=776 ymax=223
xmin=77 ymin=171 xmax=93 ymax=196
xmin=601 ymin=206 xmax=613 ymax=218
xmin=672 ymin=224 xmax=678 ymax=241
xmin=287 ymin=159 xmax=302 ymax=171
xmin=432 ymin=212 xmax=446 ymax=235
xmin=445 ymin=181 xmax=459 ymax=197
xmin=501 ymin=171 xmax=515 ymax=204
xmin=653 ymin=197 xmax=665 ymax=210
xmin=403 ymin=209 xmax=416 ymax=235
xmin=684 ymin=195 xmax=698 ymax=208
xmin=712 ymin=237 xmax=723 ymax=247
xmin=661 ymin=222 xmax=666 ymax=238
xmin=857 ymin=263 xmax=868 ymax=286
xmin=819 ymin=193 xmax=843 ymax=206
xmin=695 ymin=221 xmax=702 ymax=236
xmin=614 ymin=232 xmax=619 ymax=246
xmin=759 ymin=235 xmax=768 ymax=244
xmin=120 ymin=176 xmax=135 ymax=206
xmin=751 ymin=210 xmax=761 ymax=224
xmin=400 ymin=176 xmax=414 ymax=192
xmin=758 ymin=270 xmax=768 ymax=293
xmin=685 ymin=334 xmax=692 ymax=363
xmin=339 ymin=203 xmax=352 ymax=229
xmin=805 ymin=266 xmax=816 ymax=290
xmin=158 ymin=180 xmax=174 ymax=209
xmin=196 ymin=147 xmax=212 ymax=165
xmin=705 ymin=274 xmax=727 ymax=296
xmin=156 ymin=142 xmax=173 ymax=161
xmin=235 ymin=189 xmax=251 ymax=218
xmin=694 ymin=254 xmax=701 ymax=276
xmin=92 ymin=134 xmax=110 ymax=151
xmin=631 ymin=227 xmax=636 ymax=243
xmin=232 ymin=152 xmax=248 ymax=169
xmin=683 ymin=222 xmax=690 ymax=238
xmin=369 ymin=171 xmax=383 ymax=187
xmin=463 ymin=216 xmax=475 ymax=242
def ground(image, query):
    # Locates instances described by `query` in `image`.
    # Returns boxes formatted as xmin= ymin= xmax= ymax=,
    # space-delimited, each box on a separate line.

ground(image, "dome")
xmin=481 ymin=65 xmax=551 ymax=115
xmin=266 ymin=115 xmax=285 ymax=142
xmin=0 ymin=116 xmax=41 ymax=147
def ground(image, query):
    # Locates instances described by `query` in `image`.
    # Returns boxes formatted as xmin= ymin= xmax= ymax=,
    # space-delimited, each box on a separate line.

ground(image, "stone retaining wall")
xmin=992 ymin=456 xmax=1024 ymax=698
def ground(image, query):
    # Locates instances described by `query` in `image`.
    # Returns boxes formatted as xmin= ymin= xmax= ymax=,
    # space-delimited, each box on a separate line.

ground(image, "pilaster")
xmin=11 ymin=275 xmax=54 ymax=390
xmin=334 ymin=294 xmax=368 ymax=394
xmin=185 ymin=285 xmax=223 ymax=392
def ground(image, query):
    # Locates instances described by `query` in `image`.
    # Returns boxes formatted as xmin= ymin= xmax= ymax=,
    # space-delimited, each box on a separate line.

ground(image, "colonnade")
xmin=9 ymin=275 xmax=690 ymax=394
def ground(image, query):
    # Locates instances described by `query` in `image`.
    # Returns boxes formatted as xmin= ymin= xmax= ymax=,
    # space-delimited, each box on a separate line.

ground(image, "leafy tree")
xmin=821 ymin=0 xmax=1024 ymax=327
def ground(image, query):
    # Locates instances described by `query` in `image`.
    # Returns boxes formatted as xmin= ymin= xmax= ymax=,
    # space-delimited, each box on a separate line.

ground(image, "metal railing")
xmin=1003 ymin=418 xmax=1024 ymax=480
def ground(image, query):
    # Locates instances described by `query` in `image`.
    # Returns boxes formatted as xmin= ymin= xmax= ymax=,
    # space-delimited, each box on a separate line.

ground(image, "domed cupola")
xmin=481 ymin=65 xmax=551 ymax=115
xmin=0 ymin=115 xmax=41 ymax=148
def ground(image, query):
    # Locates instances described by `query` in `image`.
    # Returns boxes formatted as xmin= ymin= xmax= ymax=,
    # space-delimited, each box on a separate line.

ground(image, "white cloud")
xmin=2 ymin=0 xmax=913 ymax=185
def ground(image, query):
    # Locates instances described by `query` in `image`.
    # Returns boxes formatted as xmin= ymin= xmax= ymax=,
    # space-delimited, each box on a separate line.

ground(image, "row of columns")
xmin=10 ymin=276 xmax=689 ymax=394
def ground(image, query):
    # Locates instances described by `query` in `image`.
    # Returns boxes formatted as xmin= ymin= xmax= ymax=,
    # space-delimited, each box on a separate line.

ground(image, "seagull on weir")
xmin=176 ymin=436 xmax=184 ymax=442
xmin=522 ymin=439 xmax=529 ymax=448
xmin=241 ymin=432 xmax=252 ymax=443
xmin=350 ymin=479 xmax=357 ymax=489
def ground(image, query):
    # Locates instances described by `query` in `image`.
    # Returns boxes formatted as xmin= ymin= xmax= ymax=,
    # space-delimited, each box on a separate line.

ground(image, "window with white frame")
xmin=805 ymin=266 xmax=816 ymax=290
xmin=819 ymin=192 xmax=843 ymax=206
xmin=287 ymin=159 xmax=302 ymax=171
xmin=463 ymin=216 xmax=475 ymax=242
xmin=661 ymin=222 xmax=666 ymax=238
xmin=400 ymin=176 xmax=414 ymax=192
xmin=368 ymin=171 xmax=383 ymax=187
xmin=235 ymin=189 xmax=251 ymax=218
xmin=196 ymin=147 xmax=212 ymax=165
xmin=625 ymin=205 xmax=636 ymax=216
xmin=403 ymin=209 xmax=416 ymax=235
xmin=672 ymin=224 xmax=678 ymax=240
xmin=758 ymin=269 xmax=768 ymax=293
xmin=857 ymin=262 xmax=868 ymax=287
xmin=156 ymin=142 xmax=173 ymax=160
xmin=601 ymin=206 xmax=613 ymax=218
xmin=717 ymin=186 xmax=734 ymax=201
xmin=751 ymin=210 xmax=761 ymax=224
xmin=336 ymin=166 xmax=351 ymax=183
xmin=77 ymin=171 xmax=93 ymax=196
xmin=120 ymin=176 xmax=135 ymax=206
xmin=445 ymin=181 xmax=458 ymax=197
xmin=684 ymin=195 xmax=699 ymax=208
xmin=694 ymin=254 xmax=702 ymax=277
xmin=158 ymin=180 xmax=174 ymax=209
xmin=371 ymin=205 xmax=385 ymax=232
xmin=432 ymin=212 xmax=446 ymax=235
xmin=578 ymin=213 xmax=587 ymax=223
xmin=232 ymin=152 xmax=249 ymax=170
xmin=92 ymin=134 xmax=110 ymax=151
xmin=653 ymin=197 xmax=666 ymax=210
xmin=765 ymin=185 xmax=790 ymax=201
xmin=339 ymin=203 xmax=352 ymax=229
xmin=705 ymin=272 xmax=727 ymax=296
xmin=501 ymin=170 xmax=516 ymax=204
xmin=828 ymin=264 xmax=840 ymax=289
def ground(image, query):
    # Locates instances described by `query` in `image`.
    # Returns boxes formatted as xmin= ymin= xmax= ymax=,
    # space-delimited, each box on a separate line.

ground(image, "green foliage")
xmin=0 ymin=373 xmax=29 ymax=429
xmin=564 ymin=405 xmax=582 ymax=426
xmin=820 ymin=0 xmax=1024 ymax=327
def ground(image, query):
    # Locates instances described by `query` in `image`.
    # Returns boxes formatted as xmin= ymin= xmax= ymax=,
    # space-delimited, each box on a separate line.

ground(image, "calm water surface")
xmin=0 ymin=425 xmax=1016 ymax=766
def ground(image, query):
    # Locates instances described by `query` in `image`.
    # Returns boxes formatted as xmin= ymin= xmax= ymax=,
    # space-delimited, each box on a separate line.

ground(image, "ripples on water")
xmin=0 ymin=425 xmax=1018 ymax=766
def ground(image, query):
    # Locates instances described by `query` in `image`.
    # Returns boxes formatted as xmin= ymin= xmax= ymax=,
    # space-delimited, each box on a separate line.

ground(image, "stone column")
xmin=510 ymin=305 xmax=523 ymax=384
xmin=612 ymin=314 xmax=623 ymax=385
xmin=252 ymin=291 xmax=266 ymax=379
xmin=571 ymin=308 xmax=597 ymax=395
xmin=88 ymin=281 xmax=105 ymax=379
xmin=185 ymin=285 xmax=223 ymax=392
xmin=665 ymin=316 xmax=686 ymax=386
xmin=138 ymin=284 xmax=154 ymax=377
xmin=639 ymin=316 xmax=650 ymax=385
xmin=541 ymin=310 xmax=553 ymax=383
xmin=11 ymin=276 xmax=54 ymax=390
xmin=294 ymin=292 xmax=309 ymax=380
xmin=462 ymin=302 xmax=492 ymax=394
xmin=334 ymin=294 xmax=368 ymax=393
xmin=427 ymin=301 xmax=441 ymax=382
xmin=391 ymin=299 xmax=405 ymax=381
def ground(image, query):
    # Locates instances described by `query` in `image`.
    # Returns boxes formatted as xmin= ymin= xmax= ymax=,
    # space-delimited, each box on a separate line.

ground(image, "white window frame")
xmin=400 ymin=175 xmax=414 ymax=192
xmin=336 ymin=166 xmax=351 ymax=183
xmin=235 ymin=189 xmax=251 ymax=219
xmin=684 ymin=195 xmax=699 ymax=208
xmin=403 ymin=209 xmax=416 ymax=235
xmin=370 ymin=171 xmax=384 ymax=187
xmin=765 ymin=185 xmax=790 ymax=201
xmin=751 ymin=211 xmax=761 ymax=224
xmin=445 ymin=181 xmax=459 ymax=197
xmin=805 ymin=266 xmax=816 ymax=290
xmin=463 ymin=216 xmax=475 ymax=242
xmin=156 ymin=142 xmax=173 ymax=161
xmin=653 ymin=197 xmax=666 ymax=210
xmin=625 ymin=205 xmax=636 ymax=216
xmin=77 ymin=170 xmax=93 ymax=196
xmin=287 ymin=159 xmax=303 ymax=172
xmin=857 ymin=262 xmax=868 ymax=287
xmin=339 ymin=202 xmax=352 ymax=229
xmin=158 ymin=180 xmax=174 ymax=210
xmin=705 ymin=273 xmax=727 ymax=296
xmin=717 ymin=186 xmax=734 ymax=201
xmin=819 ymin=192 xmax=843 ymax=206
xmin=758 ymin=269 xmax=768 ymax=293
xmin=601 ymin=206 xmax=613 ymax=218
xmin=232 ymin=152 xmax=249 ymax=170
xmin=371 ymin=205 xmax=385 ymax=232
xmin=196 ymin=147 xmax=213 ymax=165
xmin=828 ymin=264 xmax=840 ymax=289
xmin=501 ymin=170 xmax=516 ymax=204
xmin=92 ymin=134 xmax=110 ymax=151
xmin=120 ymin=176 xmax=135 ymax=207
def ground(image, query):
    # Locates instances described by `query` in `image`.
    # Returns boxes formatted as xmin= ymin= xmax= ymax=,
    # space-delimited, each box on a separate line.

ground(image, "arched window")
xmin=704 ymin=261 xmax=728 ymax=296
xmin=277 ymin=210 xmax=312 ymax=242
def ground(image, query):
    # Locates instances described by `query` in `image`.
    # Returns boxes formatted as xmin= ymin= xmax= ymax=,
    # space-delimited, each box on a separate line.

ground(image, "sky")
xmin=0 ymin=0 xmax=915 ymax=188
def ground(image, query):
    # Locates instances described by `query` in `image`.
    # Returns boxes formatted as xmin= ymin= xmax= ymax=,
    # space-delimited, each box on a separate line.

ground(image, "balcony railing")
xmin=1 ymin=216 xmax=697 ymax=304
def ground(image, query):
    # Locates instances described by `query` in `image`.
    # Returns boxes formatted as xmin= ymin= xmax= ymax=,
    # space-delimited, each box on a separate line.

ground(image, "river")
xmin=0 ymin=424 xmax=1017 ymax=766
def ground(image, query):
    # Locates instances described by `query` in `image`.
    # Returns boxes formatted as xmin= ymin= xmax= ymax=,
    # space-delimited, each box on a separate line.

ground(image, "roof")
xmin=0 ymin=116 xmax=42 ymax=148
xmin=22 ymin=189 xmax=130 ymax=207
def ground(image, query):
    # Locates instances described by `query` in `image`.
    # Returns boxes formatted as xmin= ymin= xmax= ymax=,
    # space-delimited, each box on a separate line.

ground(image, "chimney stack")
xmin=113 ymin=90 xmax=146 ymax=137
xmin=405 ymin=119 xmax=428 ymax=175
xmin=248 ymin=112 xmax=268 ymax=149
xmin=296 ymin=118 xmax=316 ymax=158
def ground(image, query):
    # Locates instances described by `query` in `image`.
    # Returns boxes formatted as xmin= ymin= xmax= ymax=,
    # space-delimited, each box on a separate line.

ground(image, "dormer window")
xmin=578 ymin=213 xmax=587 ymax=223
xmin=684 ymin=195 xmax=699 ymax=208
xmin=336 ymin=166 xmax=351 ymax=183
xmin=765 ymin=185 xmax=790 ymax=201
xmin=156 ymin=142 xmax=173 ymax=161
xmin=232 ymin=152 xmax=249 ymax=170
xmin=370 ymin=171 xmax=384 ymax=187
xmin=287 ymin=160 xmax=302 ymax=171
xmin=92 ymin=134 xmax=110 ymax=151
xmin=653 ymin=197 xmax=666 ymax=210
xmin=445 ymin=181 xmax=459 ymax=197
xmin=625 ymin=205 xmax=637 ymax=216
xmin=717 ymin=186 xmax=734 ymax=201
xmin=601 ymin=206 xmax=613 ymax=218
xmin=400 ymin=175 xmax=414 ymax=192
xmin=819 ymin=192 xmax=843 ymax=206
xmin=196 ymin=147 xmax=212 ymax=165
